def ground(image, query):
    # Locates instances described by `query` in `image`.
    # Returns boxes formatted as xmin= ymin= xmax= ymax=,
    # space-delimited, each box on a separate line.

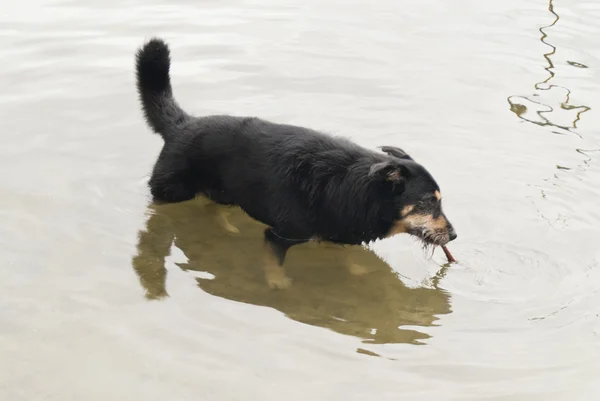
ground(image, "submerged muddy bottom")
xmin=1 ymin=0 xmax=600 ymax=400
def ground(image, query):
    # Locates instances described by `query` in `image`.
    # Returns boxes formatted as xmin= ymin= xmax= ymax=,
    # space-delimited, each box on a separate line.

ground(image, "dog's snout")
xmin=448 ymin=226 xmax=457 ymax=242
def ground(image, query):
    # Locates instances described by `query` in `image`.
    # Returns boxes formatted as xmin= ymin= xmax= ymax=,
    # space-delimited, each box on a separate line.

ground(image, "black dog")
xmin=135 ymin=38 xmax=457 ymax=284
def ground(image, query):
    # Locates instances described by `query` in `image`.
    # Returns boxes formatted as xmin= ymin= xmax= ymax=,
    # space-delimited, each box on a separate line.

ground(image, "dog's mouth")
xmin=397 ymin=213 xmax=457 ymax=249
xmin=408 ymin=227 xmax=452 ymax=247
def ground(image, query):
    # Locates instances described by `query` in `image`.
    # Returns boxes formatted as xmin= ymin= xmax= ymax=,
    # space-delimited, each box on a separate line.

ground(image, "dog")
xmin=135 ymin=38 xmax=457 ymax=286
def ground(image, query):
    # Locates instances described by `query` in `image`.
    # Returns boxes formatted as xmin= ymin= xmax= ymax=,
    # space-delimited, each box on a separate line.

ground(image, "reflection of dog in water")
xmin=132 ymin=200 xmax=452 ymax=345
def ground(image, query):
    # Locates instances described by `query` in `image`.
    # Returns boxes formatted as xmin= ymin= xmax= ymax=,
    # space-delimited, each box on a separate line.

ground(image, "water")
xmin=1 ymin=0 xmax=600 ymax=400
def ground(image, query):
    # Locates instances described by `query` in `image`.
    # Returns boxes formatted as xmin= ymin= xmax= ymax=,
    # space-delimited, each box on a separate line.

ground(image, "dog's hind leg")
xmin=150 ymin=171 xmax=196 ymax=203
xmin=263 ymin=228 xmax=307 ymax=289
xmin=149 ymin=149 xmax=197 ymax=204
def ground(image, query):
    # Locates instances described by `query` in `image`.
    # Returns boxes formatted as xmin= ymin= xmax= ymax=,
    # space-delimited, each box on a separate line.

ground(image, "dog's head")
xmin=370 ymin=146 xmax=457 ymax=246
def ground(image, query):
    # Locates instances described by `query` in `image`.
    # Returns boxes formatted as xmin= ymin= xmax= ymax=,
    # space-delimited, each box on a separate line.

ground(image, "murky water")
xmin=2 ymin=0 xmax=600 ymax=400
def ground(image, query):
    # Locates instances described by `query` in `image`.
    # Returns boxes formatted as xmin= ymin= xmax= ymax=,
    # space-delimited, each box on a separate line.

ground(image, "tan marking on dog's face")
xmin=386 ymin=213 xmax=450 ymax=242
xmin=404 ymin=214 xmax=448 ymax=230
xmin=400 ymin=205 xmax=415 ymax=217
xmin=385 ymin=219 xmax=409 ymax=238
xmin=434 ymin=190 xmax=442 ymax=201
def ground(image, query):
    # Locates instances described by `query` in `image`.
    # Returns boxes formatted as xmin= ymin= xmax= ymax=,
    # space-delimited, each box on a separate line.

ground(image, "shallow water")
xmin=1 ymin=0 xmax=600 ymax=400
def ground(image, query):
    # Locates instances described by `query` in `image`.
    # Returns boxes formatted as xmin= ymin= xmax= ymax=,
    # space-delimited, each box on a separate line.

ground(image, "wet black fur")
xmin=136 ymin=38 xmax=453 ymax=265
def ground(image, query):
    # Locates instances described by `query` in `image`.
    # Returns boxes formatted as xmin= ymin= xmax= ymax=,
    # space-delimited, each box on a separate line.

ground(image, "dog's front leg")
xmin=206 ymin=203 xmax=240 ymax=234
xmin=263 ymin=228 xmax=307 ymax=289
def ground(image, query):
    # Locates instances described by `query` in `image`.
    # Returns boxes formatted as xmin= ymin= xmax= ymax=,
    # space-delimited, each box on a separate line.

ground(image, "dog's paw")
xmin=217 ymin=210 xmax=240 ymax=234
xmin=348 ymin=263 xmax=371 ymax=276
xmin=223 ymin=223 xmax=240 ymax=234
xmin=266 ymin=271 xmax=293 ymax=289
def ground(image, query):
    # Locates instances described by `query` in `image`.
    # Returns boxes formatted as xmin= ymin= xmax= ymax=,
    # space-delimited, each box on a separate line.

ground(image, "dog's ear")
xmin=380 ymin=146 xmax=413 ymax=161
xmin=369 ymin=161 xmax=406 ymax=183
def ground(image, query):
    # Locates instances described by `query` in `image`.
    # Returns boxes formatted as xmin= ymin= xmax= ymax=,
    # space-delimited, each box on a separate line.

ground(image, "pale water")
xmin=1 ymin=0 xmax=600 ymax=400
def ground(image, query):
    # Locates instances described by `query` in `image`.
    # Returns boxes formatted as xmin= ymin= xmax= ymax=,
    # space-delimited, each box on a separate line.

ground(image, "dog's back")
xmin=135 ymin=39 xmax=388 ymax=239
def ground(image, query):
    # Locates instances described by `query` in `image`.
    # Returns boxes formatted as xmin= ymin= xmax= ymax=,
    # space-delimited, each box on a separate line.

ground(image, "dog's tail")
xmin=135 ymin=38 xmax=190 ymax=141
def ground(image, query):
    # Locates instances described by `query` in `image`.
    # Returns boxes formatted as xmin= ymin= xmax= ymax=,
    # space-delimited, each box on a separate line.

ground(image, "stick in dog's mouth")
xmin=441 ymin=245 xmax=456 ymax=263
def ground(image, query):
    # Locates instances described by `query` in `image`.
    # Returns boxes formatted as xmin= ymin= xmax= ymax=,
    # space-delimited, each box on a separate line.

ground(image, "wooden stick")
xmin=441 ymin=245 xmax=456 ymax=263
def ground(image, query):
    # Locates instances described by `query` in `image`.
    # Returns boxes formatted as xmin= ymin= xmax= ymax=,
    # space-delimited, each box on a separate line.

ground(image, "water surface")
xmin=1 ymin=0 xmax=600 ymax=400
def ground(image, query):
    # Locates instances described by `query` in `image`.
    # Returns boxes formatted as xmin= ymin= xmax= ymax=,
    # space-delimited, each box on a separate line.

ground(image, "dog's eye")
xmin=418 ymin=197 xmax=436 ymax=207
